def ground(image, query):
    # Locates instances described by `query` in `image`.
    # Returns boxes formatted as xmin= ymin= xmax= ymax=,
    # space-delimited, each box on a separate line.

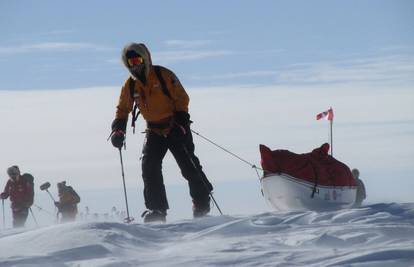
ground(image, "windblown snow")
xmin=1 ymin=203 xmax=413 ymax=267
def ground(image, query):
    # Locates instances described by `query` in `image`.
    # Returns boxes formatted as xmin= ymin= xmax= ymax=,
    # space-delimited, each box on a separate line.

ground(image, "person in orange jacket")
xmin=54 ymin=181 xmax=80 ymax=222
xmin=0 ymin=166 xmax=34 ymax=227
xmin=110 ymin=43 xmax=213 ymax=223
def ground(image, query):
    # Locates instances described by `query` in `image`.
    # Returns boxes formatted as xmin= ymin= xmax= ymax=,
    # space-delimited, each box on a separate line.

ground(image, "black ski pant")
xmin=141 ymin=125 xmax=213 ymax=211
xmin=12 ymin=207 xmax=29 ymax=228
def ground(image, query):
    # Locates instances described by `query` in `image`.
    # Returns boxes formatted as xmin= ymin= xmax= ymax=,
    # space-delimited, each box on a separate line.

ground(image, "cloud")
xmin=191 ymin=70 xmax=278 ymax=80
xmin=165 ymin=40 xmax=213 ymax=49
xmin=378 ymin=45 xmax=414 ymax=53
xmin=153 ymin=50 xmax=236 ymax=64
xmin=277 ymin=54 xmax=414 ymax=85
xmin=189 ymin=54 xmax=414 ymax=87
xmin=153 ymin=48 xmax=283 ymax=64
xmin=32 ymin=30 xmax=76 ymax=38
xmin=158 ymin=39 xmax=229 ymax=63
xmin=0 ymin=42 xmax=112 ymax=55
xmin=1 ymin=83 xmax=413 ymax=192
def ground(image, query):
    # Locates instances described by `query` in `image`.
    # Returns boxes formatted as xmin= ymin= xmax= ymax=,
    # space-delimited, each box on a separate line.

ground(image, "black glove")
xmin=174 ymin=111 xmax=191 ymax=127
xmin=110 ymin=119 xmax=127 ymax=149
xmin=0 ymin=192 xmax=7 ymax=199
xmin=168 ymin=124 xmax=188 ymax=144
xmin=55 ymin=202 xmax=64 ymax=212
xmin=111 ymin=130 xmax=125 ymax=148
xmin=111 ymin=119 xmax=127 ymax=132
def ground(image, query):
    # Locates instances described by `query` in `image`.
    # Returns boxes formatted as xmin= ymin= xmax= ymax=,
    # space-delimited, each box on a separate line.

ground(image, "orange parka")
xmin=115 ymin=43 xmax=189 ymax=135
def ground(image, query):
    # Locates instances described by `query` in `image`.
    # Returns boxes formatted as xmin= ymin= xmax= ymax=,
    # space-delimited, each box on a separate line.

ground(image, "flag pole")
xmin=316 ymin=107 xmax=334 ymax=156
xmin=330 ymin=119 xmax=333 ymax=156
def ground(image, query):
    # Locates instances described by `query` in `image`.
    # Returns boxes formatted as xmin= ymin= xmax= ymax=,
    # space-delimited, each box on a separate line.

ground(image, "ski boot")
xmin=141 ymin=210 xmax=167 ymax=223
xmin=192 ymin=198 xmax=211 ymax=218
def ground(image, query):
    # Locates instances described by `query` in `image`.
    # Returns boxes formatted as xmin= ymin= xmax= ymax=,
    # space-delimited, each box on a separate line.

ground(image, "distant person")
xmin=110 ymin=206 xmax=118 ymax=219
xmin=85 ymin=206 xmax=90 ymax=220
xmin=0 ymin=166 xmax=34 ymax=227
xmin=110 ymin=43 xmax=213 ymax=223
xmin=54 ymin=181 xmax=80 ymax=222
xmin=351 ymin=168 xmax=366 ymax=208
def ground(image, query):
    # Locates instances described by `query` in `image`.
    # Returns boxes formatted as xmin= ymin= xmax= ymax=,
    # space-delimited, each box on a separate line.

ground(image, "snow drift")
xmin=1 ymin=203 xmax=414 ymax=266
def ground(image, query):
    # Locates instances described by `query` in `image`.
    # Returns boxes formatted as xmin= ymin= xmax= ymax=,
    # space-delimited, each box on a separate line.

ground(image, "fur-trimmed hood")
xmin=121 ymin=43 xmax=152 ymax=78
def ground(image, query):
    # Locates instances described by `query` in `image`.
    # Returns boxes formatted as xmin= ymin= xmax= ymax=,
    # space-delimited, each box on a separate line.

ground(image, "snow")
xmin=1 ymin=203 xmax=414 ymax=267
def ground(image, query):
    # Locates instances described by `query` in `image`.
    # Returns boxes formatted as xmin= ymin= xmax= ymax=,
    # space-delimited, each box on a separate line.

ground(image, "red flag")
xmin=316 ymin=107 xmax=334 ymax=121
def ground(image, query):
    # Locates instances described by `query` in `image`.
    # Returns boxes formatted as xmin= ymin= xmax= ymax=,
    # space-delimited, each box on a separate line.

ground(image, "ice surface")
xmin=0 ymin=203 xmax=413 ymax=267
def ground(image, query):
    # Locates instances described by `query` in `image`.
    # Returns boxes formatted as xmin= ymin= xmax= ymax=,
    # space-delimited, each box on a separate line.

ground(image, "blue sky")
xmin=1 ymin=0 xmax=413 ymax=90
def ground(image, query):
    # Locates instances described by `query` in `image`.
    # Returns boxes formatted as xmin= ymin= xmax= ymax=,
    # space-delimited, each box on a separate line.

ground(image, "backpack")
xmin=128 ymin=65 xmax=172 ymax=133
xmin=67 ymin=186 xmax=81 ymax=204
xmin=22 ymin=173 xmax=34 ymax=186
xmin=22 ymin=173 xmax=34 ymax=205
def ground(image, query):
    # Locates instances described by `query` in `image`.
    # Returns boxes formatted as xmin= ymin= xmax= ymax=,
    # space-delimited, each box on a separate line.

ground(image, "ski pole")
xmin=33 ymin=204 xmax=54 ymax=217
xmin=47 ymin=191 xmax=56 ymax=202
xmin=40 ymin=182 xmax=57 ymax=202
xmin=182 ymin=145 xmax=223 ymax=215
xmin=29 ymin=208 xmax=38 ymax=227
xmin=45 ymin=190 xmax=56 ymax=202
xmin=39 ymin=182 xmax=60 ymax=222
xmin=2 ymin=200 xmax=4 ymax=228
xmin=118 ymin=148 xmax=134 ymax=223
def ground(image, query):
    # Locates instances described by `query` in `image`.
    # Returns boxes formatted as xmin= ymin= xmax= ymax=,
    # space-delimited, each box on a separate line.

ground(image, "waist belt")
xmin=147 ymin=121 xmax=172 ymax=129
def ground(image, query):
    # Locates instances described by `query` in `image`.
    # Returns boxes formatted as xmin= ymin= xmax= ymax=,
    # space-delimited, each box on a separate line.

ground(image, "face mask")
xmin=130 ymin=64 xmax=146 ymax=80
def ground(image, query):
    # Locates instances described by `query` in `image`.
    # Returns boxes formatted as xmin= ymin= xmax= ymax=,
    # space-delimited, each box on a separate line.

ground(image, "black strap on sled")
xmin=310 ymin=162 xmax=319 ymax=198
xmin=128 ymin=66 xmax=173 ymax=134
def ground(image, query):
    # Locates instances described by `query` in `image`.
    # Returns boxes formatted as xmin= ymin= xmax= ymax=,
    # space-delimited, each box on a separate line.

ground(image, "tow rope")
xmin=190 ymin=129 xmax=263 ymax=180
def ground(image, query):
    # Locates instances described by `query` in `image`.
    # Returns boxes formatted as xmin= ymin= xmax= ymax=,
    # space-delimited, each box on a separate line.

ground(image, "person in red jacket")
xmin=0 ymin=166 xmax=34 ymax=227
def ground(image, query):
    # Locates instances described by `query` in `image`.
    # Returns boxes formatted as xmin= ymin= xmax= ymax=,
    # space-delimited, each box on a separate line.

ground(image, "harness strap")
xmin=129 ymin=78 xmax=140 ymax=134
xmin=129 ymin=66 xmax=173 ymax=133
xmin=154 ymin=66 xmax=172 ymax=100
xmin=146 ymin=121 xmax=171 ymax=129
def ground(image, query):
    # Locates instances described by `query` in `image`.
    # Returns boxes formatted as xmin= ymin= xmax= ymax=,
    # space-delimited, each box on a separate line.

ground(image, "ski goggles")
xmin=127 ymin=56 xmax=144 ymax=67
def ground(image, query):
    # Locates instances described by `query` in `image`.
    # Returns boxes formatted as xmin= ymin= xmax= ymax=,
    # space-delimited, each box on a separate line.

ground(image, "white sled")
xmin=260 ymin=173 xmax=357 ymax=211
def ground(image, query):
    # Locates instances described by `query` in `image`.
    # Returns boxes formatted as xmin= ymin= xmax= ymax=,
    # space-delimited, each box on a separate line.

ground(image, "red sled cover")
xmin=260 ymin=143 xmax=356 ymax=187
